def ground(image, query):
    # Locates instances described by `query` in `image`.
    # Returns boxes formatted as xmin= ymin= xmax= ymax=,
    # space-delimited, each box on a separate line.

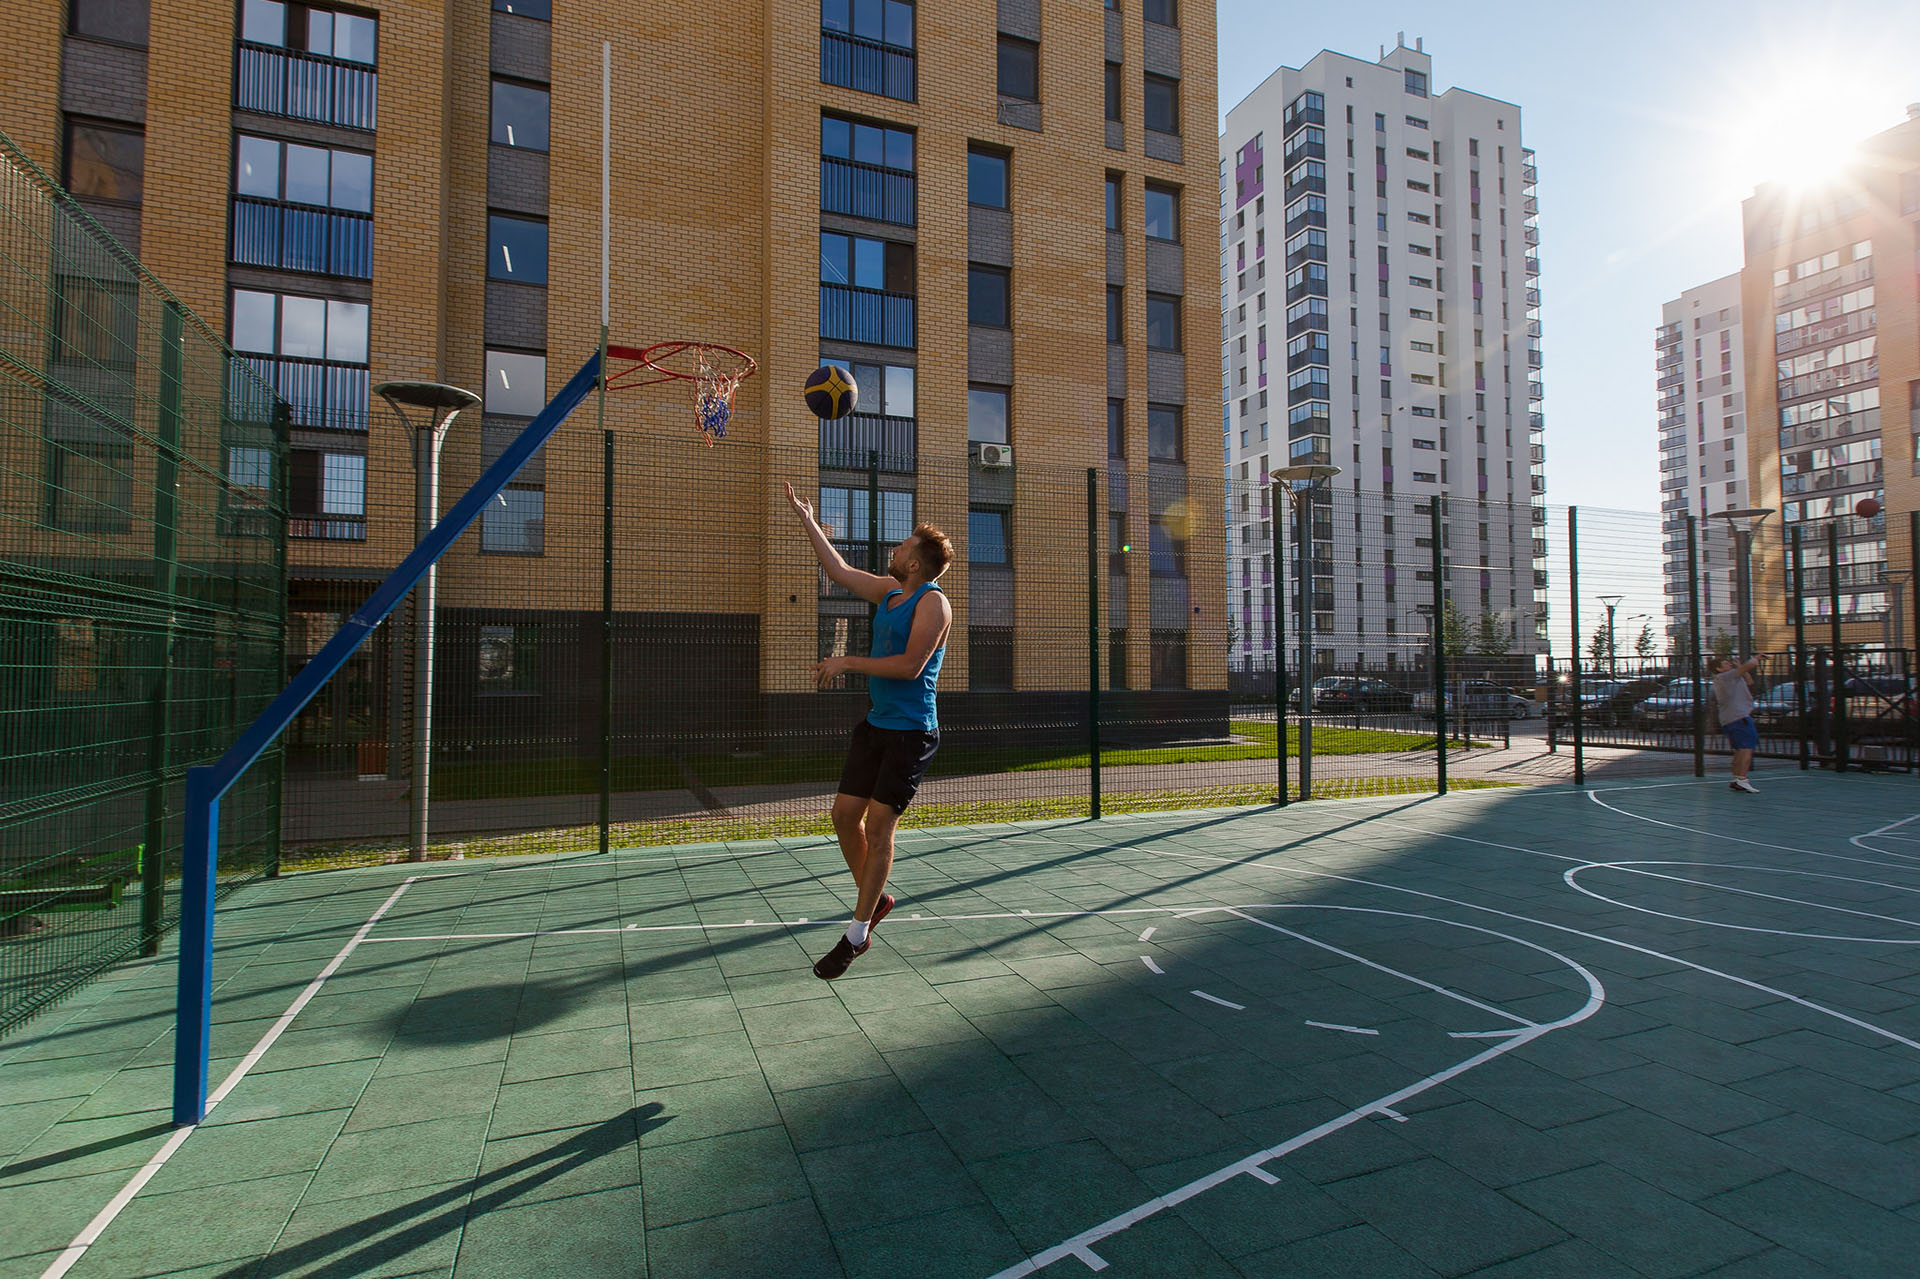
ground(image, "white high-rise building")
xmin=1219 ymin=36 xmax=1546 ymax=675
xmin=1656 ymin=275 xmax=1748 ymax=646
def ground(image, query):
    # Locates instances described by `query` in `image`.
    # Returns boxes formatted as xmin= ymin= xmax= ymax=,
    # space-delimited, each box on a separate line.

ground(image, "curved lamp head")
xmin=1271 ymin=464 xmax=1342 ymax=487
xmin=1714 ymin=506 xmax=1774 ymax=534
xmin=374 ymin=381 xmax=481 ymax=438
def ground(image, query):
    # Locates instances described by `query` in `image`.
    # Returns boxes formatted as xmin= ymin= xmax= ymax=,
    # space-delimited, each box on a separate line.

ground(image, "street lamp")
xmin=374 ymin=380 xmax=481 ymax=863
xmin=1622 ymin=612 xmax=1651 ymax=673
xmin=1715 ymin=506 xmax=1773 ymax=662
xmin=1596 ymin=594 xmax=1623 ymax=678
xmin=1273 ymin=463 xmax=1341 ymax=797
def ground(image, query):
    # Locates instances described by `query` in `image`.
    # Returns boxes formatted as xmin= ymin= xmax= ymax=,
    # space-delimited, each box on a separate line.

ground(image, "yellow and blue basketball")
xmin=803 ymin=365 xmax=859 ymax=420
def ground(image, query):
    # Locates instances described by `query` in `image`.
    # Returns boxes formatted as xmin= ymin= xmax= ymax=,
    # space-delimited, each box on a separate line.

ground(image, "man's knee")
xmin=832 ymin=795 xmax=868 ymax=834
xmin=863 ymin=800 xmax=902 ymax=844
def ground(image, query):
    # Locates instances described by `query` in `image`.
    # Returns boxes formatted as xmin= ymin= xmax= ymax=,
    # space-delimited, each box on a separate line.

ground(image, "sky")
xmin=1215 ymin=0 xmax=1920 ymax=518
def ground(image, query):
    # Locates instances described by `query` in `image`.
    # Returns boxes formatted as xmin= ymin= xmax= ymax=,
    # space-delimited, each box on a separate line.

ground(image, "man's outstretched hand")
xmin=785 ymin=481 xmax=815 ymax=522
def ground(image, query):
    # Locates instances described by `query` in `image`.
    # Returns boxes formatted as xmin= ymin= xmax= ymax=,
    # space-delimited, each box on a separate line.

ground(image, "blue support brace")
xmin=171 ymin=350 xmax=605 ymax=1125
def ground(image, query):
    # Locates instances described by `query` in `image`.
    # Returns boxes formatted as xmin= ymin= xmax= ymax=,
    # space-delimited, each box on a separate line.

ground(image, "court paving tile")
xmin=1715 ymin=1113 xmax=1920 ymax=1210
xmin=1732 ymin=1064 xmax=1920 ymax=1140
xmin=1504 ymin=1163 xmax=1771 ymax=1277
xmin=632 ymin=1026 xmax=761 ymax=1089
xmin=266 ymin=1177 xmax=474 ymax=1277
xmin=918 ymin=1080 xmax=1089 ymax=1164
xmin=637 ymin=1124 xmax=810 ymax=1229
xmin=469 ymin=1120 xmax=644 ymax=1208
xmin=345 ymin=1060 xmax=504 ymax=1131
xmin=300 ymin=1113 xmax=491 ymax=1205
xmin=499 ymin=1022 xmax=634 ymax=1085
xmin=641 ymin=1195 xmax=842 ymax=1279
xmin=1701 ymin=1171 xmax=1920 ymax=1278
xmin=799 ymin=1129 xmax=986 ymax=1234
xmin=752 ymin=1031 xmax=891 ymax=1094
xmin=831 ymin=1200 xmax=1027 ymax=1279
xmin=962 ymin=1137 xmax=1163 ymax=1254
xmin=1543 ymin=1105 xmax=1779 ymax=1202
xmin=636 ymin=1071 xmax=781 ymax=1149
xmin=1322 ymin=1155 xmax=1570 ymax=1274
xmin=453 ymin=1184 xmax=648 ymax=1279
xmin=1233 ymin=1221 xmax=1440 ymax=1278
xmin=71 ymin=1169 xmax=310 ymax=1275
xmin=772 ymin=1073 xmax=933 ymax=1154
xmin=487 ymin=1065 xmax=633 ymax=1140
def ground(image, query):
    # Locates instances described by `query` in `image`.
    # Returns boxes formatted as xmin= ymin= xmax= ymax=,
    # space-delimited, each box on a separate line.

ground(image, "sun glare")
xmin=1710 ymin=62 xmax=1899 ymax=197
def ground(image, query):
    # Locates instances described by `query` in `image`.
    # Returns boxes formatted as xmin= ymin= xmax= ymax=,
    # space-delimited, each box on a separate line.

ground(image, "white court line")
xmin=1562 ymin=861 xmax=1920 ymax=944
xmin=1585 ymin=787 xmax=1920 ymax=872
xmin=1138 ymin=926 xmax=1156 ymax=942
xmin=1140 ymin=956 xmax=1164 ymax=975
xmin=1190 ymin=991 xmax=1244 ymax=1010
xmin=1852 ymin=813 xmax=1920 ymax=860
xmin=40 ymin=876 xmax=425 ymax=1279
xmin=1304 ymin=1020 xmax=1378 ymax=1035
xmin=360 ymin=904 xmax=1205 ymax=943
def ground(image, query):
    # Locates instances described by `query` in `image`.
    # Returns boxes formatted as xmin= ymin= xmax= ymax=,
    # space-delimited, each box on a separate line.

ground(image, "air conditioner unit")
xmin=977 ymin=443 xmax=1014 ymax=469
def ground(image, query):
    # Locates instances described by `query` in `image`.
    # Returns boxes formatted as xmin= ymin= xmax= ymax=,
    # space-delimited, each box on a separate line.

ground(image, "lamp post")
xmin=1596 ymin=594 xmax=1623 ymax=678
xmin=1715 ymin=506 xmax=1774 ymax=662
xmin=374 ymin=380 xmax=481 ymax=863
xmin=1884 ymin=569 xmax=1910 ymax=658
xmin=1622 ymin=612 xmax=1650 ymax=675
xmin=1273 ymin=463 xmax=1341 ymax=798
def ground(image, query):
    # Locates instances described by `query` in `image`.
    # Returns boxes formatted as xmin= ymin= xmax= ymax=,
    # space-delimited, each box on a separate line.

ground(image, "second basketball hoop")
xmin=604 ymin=341 xmax=758 ymax=445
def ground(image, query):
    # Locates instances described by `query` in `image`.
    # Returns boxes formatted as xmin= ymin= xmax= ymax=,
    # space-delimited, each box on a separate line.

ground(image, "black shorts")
xmin=838 ymin=720 xmax=940 ymax=814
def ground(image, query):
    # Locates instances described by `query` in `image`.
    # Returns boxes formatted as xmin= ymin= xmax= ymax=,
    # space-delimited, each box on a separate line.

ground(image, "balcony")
xmin=1522 ymin=195 xmax=1538 ymax=217
xmin=1522 ymin=163 xmax=1538 ymax=186
xmin=233 ymin=354 xmax=369 ymax=432
xmin=821 ymin=156 xmax=915 ymax=226
xmin=235 ymin=43 xmax=377 ymax=131
xmin=1529 ymin=411 xmax=1545 ymax=432
xmin=288 ymin=515 xmax=366 ymax=541
xmin=1530 ymin=443 xmax=1545 ymax=464
xmin=1282 ymin=138 xmax=1326 ymax=167
xmin=1527 ymin=349 xmax=1543 ymax=369
xmin=231 ymin=196 xmax=372 ymax=278
xmin=1523 ymin=225 xmax=1539 ymax=246
xmin=1285 ymin=244 xmax=1327 ymax=270
xmin=819 ymin=283 xmax=915 ymax=348
xmin=1286 ymin=347 xmax=1328 ymax=373
xmin=1528 ymin=381 xmax=1544 ymax=402
xmin=1530 ymin=475 xmax=1547 ymax=494
xmin=1283 ymin=172 xmax=1327 ymax=202
xmin=1282 ymin=104 xmax=1324 ymax=134
xmin=818 ymin=412 xmax=916 ymax=473
xmin=820 ymin=29 xmax=915 ymax=102
xmin=1286 ymin=310 xmax=1328 ymax=337
xmin=1524 ymin=287 xmax=1541 ymax=308
xmin=1285 ymin=275 xmax=1327 ymax=305
xmin=1524 ymin=256 xmax=1541 ymax=277
xmin=1285 ymin=207 xmax=1326 ymax=236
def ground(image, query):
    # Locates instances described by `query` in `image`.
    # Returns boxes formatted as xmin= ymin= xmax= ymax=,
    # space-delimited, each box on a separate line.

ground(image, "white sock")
xmin=845 ymin=919 xmax=869 ymax=947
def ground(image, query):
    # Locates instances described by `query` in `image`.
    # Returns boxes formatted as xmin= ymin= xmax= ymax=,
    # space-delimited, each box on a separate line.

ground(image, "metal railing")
xmin=231 ymin=196 xmax=373 ymax=278
xmin=820 ymin=156 xmax=915 ymax=226
xmin=819 ymin=282 xmax=916 ymax=348
xmin=820 ymin=29 xmax=915 ymax=102
xmin=235 ymin=43 xmax=377 ymax=131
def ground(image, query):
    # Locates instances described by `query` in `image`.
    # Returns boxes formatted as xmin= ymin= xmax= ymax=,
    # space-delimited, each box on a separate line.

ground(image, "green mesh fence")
xmin=0 ymin=129 xmax=287 ymax=1035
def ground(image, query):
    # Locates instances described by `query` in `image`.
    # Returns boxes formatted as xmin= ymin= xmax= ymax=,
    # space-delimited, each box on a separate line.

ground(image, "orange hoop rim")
xmin=603 ymin=341 xmax=757 ymax=393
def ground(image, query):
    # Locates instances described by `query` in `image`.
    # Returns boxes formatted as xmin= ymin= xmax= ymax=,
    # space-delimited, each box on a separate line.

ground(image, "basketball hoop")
xmin=604 ymin=341 xmax=757 ymax=445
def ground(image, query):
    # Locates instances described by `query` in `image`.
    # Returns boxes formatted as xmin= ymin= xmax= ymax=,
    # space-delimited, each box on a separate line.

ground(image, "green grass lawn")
xmin=280 ymin=776 xmax=1519 ymax=873
xmin=428 ymin=719 xmax=1485 ymax=802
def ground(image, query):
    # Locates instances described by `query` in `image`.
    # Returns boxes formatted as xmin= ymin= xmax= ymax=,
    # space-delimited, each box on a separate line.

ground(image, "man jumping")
xmin=786 ymin=482 xmax=953 ymax=979
xmin=1712 ymin=654 xmax=1762 ymax=793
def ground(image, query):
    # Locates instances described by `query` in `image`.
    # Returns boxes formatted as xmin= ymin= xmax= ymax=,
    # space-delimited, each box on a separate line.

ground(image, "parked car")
xmin=1416 ymin=680 xmax=1540 ymax=721
xmin=1549 ymin=676 xmax=1662 ymax=728
xmin=1750 ymin=682 xmax=1809 ymax=735
xmin=1292 ymin=677 xmax=1416 ymax=715
xmin=1843 ymin=676 xmax=1918 ymax=745
xmin=1634 ymin=677 xmax=1714 ymax=729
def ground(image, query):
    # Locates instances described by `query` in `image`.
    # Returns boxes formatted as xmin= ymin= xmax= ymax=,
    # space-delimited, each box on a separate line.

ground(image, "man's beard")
xmin=889 ymin=563 xmax=909 ymax=583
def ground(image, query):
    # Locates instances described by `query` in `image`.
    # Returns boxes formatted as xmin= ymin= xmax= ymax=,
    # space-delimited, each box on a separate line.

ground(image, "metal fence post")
xmin=1687 ymin=515 xmax=1705 ymax=777
xmin=600 ymin=426 xmax=614 ymax=856
xmin=867 ymin=449 xmax=881 ymax=630
xmin=1430 ymin=497 xmax=1448 ymax=795
xmin=1793 ymin=527 xmax=1809 ymax=771
xmin=1830 ymin=520 xmax=1848 ymax=772
xmin=1275 ymin=500 xmax=1289 ymax=807
xmin=141 ymin=301 xmax=185 ymax=952
xmin=1086 ymin=468 xmax=1101 ymax=820
xmin=1568 ymin=506 xmax=1583 ymax=786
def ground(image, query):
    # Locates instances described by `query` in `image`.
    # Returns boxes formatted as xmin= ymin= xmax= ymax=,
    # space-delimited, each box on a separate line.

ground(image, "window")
xmin=230 ymin=288 xmax=369 ymax=363
xmin=820 ymin=232 xmax=915 ymax=292
xmin=1105 ymin=174 xmax=1121 ymax=230
xmin=485 ymin=350 xmax=547 ymax=416
xmin=241 ymin=1 xmax=378 ymax=63
xmin=235 ymin=135 xmax=371 ymax=211
xmin=1144 ymin=0 xmax=1176 ymax=24
xmin=1108 ymin=399 xmax=1125 ymax=457
xmin=288 ymin=448 xmax=365 ymax=524
xmin=1143 ymin=184 xmax=1179 ymax=241
xmin=968 ymin=386 xmax=1008 ymax=444
xmin=71 ymin=0 xmax=149 ymax=44
xmin=1104 ymin=62 xmax=1122 ymax=123
xmin=1145 ymin=294 xmax=1180 ymax=351
xmin=969 ymin=508 xmax=1010 ymax=564
xmin=1148 ymin=520 xmax=1186 ymax=575
xmin=825 ymin=115 xmax=915 ymax=175
xmin=479 ymin=625 xmax=541 ymax=694
xmin=490 ymin=80 xmax=550 ymax=150
xmin=1144 ymin=74 xmax=1179 ymax=134
xmin=1148 ymin=403 xmax=1182 ymax=459
xmin=1107 ymin=287 xmax=1123 ymax=342
xmin=823 ymin=0 xmax=915 ymax=46
xmin=49 ymin=441 xmax=133 ymax=533
xmin=997 ymin=36 xmax=1038 ymax=102
xmin=482 ymin=488 xmax=544 ymax=554
xmin=969 ymin=265 xmax=1010 ymax=327
xmin=967 ymin=147 xmax=1008 ymax=207
xmin=821 ymin=358 xmax=915 ymax=417
xmin=970 ymin=626 xmax=1014 ymax=689
xmin=1404 ymin=68 xmax=1427 ymax=97
xmin=63 ymin=120 xmax=143 ymax=203
xmin=488 ymin=214 xmax=548 ymax=284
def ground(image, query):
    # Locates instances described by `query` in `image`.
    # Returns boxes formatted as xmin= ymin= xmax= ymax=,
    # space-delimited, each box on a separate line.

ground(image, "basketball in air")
xmin=803 ymin=365 xmax=859 ymax=420
xmin=1856 ymin=496 xmax=1883 ymax=519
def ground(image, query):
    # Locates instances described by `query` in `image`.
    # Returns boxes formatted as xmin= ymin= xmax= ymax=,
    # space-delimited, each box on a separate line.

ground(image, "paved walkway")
xmin=6 ymin=772 xmax=1920 ymax=1276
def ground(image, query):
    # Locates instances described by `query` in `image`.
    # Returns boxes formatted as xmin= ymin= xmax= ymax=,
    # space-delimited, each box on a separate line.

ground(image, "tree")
xmin=1634 ymin=623 xmax=1657 ymax=663
xmin=1439 ymin=598 xmax=1471 ymax=658
xmin=1587 ymin=623 xmax=1612 ymax=668
xmin=1471 ymin=612 xmax=1512 ymax=656
xmin=1709 ymin=628 xmax=1736 ymax=661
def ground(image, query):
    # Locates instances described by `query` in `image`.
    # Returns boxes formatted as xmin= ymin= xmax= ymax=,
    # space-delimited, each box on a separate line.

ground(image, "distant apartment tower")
xmin=1656 ymin=274 xmax=1747 ymax=647
xmin=1219 ymin=36 xmax=1546 ymax=674
xmin=1742 ymin=108 xmax=1920 ymax=651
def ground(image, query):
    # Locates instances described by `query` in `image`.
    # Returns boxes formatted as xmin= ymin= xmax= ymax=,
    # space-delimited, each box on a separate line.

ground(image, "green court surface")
xmin=6 ymin=774 xmax=1920 ymax=1278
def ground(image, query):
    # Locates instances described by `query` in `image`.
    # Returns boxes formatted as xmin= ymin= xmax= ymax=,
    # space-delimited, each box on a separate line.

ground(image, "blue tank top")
xmin=867 ymin=582 xmax=946 ymax=732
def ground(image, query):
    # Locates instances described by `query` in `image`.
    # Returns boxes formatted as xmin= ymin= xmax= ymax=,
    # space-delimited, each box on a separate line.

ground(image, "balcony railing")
xmin=820 ymin=29 xmax=915 ymax=102
xmin=1283 ymin=173 xmax=1327 ymax=201
xmin=233 ymin=354 xmax=370 ymax=432
xmin=821 ymin=157 xmax=915 ymax=226
xmin=288 ymin=515 xmax=366 ymax=541
xmin=1285 ymin=207 xmax=1326 ymax=236
xmin=818 ymin=412 xmax=917 ymax=473
xmin=236 ymin=43 xmax=377 ymax=131
xmin=819 ymin=283 xmax=915 ymax=348
xmin=231 ymin=196 xmax=372 ymax=278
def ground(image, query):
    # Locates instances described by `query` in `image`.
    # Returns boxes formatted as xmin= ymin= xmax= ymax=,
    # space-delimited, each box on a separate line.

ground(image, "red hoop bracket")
xmin=603 ymin=341 xmax=756 ymax=393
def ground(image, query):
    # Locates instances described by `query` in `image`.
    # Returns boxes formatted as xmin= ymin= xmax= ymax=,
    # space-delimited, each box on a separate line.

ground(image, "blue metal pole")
xmin=170 ymin=350 xmax=604 ymax=1126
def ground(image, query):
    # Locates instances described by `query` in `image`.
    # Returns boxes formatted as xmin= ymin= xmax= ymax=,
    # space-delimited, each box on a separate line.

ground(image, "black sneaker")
xmin=813 ymin=933 xmax=869 ymax=980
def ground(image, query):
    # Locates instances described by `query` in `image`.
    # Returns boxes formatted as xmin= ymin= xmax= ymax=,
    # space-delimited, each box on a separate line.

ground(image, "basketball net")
xmin=694 ymin=351 xmax=748 ymax=446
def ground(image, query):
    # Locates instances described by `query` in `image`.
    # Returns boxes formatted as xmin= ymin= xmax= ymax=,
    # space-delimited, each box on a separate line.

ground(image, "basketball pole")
xmin=597 ymin=40 xmax=614 ymax=857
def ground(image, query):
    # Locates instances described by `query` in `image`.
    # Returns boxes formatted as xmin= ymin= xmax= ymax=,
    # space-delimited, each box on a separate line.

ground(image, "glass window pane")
xmin=967 ymin=151 xmax=1006 ymax=207
xmin=71 ymin=0 xmax=150 ymax=44
xmin=228 ymin=446 xmax=273 ymax=489
xmin=1105 ymin=177 xmax=1119 ymax=230
xmin=968 ymin=387 xmax=1007 ymax=443
xmin=1145 ymin=75 xmax=1178 ymax=133
xmin=820 ymin=487 xmax=849 ymax=539
xmin=885 ymin=365 xmax=914 ymax=417
xmin=241 ymin=0 xmax=285 ymax=46
xmin=335 ymin=12 xmax=377 ymax=64
xmin=1146 ymin=296 xmax=1179 ymax=350
xmin=279 ymin=295 xmax=326 ymax=357
xmin=882 ymin=490 xmax=914 ymax=542
xmin=65 ymin=124 xmax=144 ymax=203
xmin=822 ymin=0 xmax=850 ymax=32
xmin=819 ymin=233 xmax=849 ymax=284
xmin=852 ymin=0 xmax=883 ymax=39
xmin=491 ymin=81 xmax=550 ymax=150
xmin=1149 ymin=405 xmax=1182 ymax=458
xmin=325 ymin=301 xmax=368 ymax=363
xmin=284 ymin=144 xmax=329 ymax=205
xmin=231 ymin=290 xmax=276 ymax=353
xmin=493 ymin=0 xmax=552 ymax=16
xmin=969 ymin=268 xmax=1008 ymax=327
xmin=486 ymin=349 xmax=547 ymax=416
xmin=852 ymin=236 xmax=884 ymax=289
xmin=969 ymin=510 xmax=1008 ymax=564
xmin=821 ymin=116 xmax=850 ymax=159
xmin=330 ymin=150 xmax=372 ymax=212
xmin=884 ymin=129 xmax=913 ymax=171
xmin=236 ymin=135 xmax=279 ymax=198
xmin=850 ymin=123 xmax=882 ymax=166
xmin=322 ymin=453 xmax=365 ymax=515
xmin=883 ymin=0 xmax=913 ymax=47
xmin=303 ymin=8 xmax=333 ymax=56
xmin=489 ymin=215 xmax=548 ymax=284
xmin=483 ymin=489 xmax=545 ymax=553
xmin=1144 ymin=186 xmax=1178 ymax=240
xmin=998 ymin=38 xmax=1037 ymax=101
